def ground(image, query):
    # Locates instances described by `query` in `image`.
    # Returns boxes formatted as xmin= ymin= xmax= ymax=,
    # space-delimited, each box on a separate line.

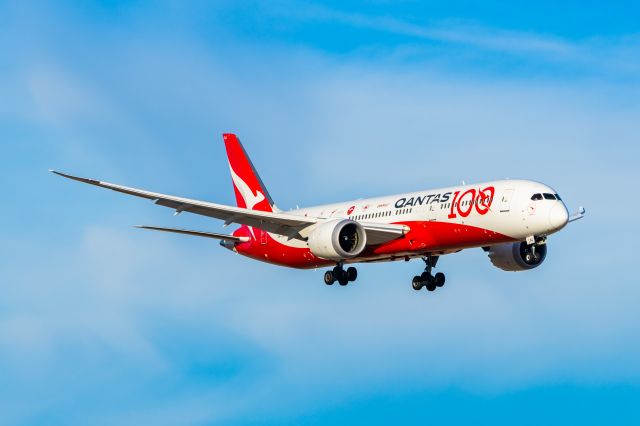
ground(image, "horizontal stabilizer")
xmin=135 ymin=225 xmax=249 ymax=242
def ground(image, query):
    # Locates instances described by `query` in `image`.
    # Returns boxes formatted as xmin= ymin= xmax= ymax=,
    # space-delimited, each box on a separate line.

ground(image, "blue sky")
xmin=1 ymin=1 xmax=640 ymax=424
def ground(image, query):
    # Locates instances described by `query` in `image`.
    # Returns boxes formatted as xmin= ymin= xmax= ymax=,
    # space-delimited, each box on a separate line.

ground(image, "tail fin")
xmin=223 ymin=133 xmax=278 ymax=212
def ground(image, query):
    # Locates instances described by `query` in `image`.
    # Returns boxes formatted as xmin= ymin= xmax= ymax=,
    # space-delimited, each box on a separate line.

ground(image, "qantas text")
xmin=395 ymin=193 xmax=451 ymax=208
xmin=395 ymin=186 xmax=496 ymax=219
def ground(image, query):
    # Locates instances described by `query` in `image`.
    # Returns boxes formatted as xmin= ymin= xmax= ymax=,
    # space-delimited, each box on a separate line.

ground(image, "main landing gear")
xmin=412 ymin=256 xmax=445 ymax=292
xmin=324 ymin=263 xmax=358 ymax=286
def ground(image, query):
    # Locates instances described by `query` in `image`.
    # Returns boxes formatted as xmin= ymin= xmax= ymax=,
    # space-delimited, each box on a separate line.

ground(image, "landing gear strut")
xmin=324 ymin=263 xmax=357 ymax=286
xmin=412 ymin=256 xmax=445 ymax=292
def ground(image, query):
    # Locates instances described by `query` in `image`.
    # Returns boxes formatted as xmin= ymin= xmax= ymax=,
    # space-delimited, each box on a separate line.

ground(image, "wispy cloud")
xmin=265 ymin=3 xmax=640 ymax=78
xmin=300 ymin=5 xmax=575 ymax=56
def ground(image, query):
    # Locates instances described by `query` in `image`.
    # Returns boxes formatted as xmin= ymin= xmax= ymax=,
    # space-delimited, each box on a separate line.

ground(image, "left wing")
xmin=51 ymin=170 xmax=315 ymax=239
xmin=51 ymin=170 xmax=407 ymax=245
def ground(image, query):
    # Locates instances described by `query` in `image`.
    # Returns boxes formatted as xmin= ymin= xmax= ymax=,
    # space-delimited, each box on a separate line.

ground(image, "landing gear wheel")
xmin=412 ymin=276 xmax=423 ymax=291
xmin=325 ymin=264 xmax=356 ymax=286
xmin=413 ymin=255 xmax=445 ymax=293
xmin=324 ymin=271 xmax=335 ymax=285
xmin=346 ymin=267 xmax=358 ymax=282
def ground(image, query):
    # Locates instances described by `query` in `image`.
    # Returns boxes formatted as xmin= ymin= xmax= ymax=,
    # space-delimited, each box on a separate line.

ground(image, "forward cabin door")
xmin=500 ymin=189 xmax=515 ymax=212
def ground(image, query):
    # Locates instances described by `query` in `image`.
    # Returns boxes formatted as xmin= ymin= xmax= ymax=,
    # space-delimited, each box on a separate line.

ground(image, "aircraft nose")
xmin=548 ymin=202 xmax=569 ymax=231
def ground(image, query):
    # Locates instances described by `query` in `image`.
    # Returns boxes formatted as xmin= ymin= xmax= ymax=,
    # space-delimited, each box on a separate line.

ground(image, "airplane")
xmin=51 ymin=133 xmax=585 ymax=292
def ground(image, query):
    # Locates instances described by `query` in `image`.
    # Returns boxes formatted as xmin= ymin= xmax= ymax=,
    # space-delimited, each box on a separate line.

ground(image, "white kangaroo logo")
xmin=229 ymin=164 xmax=266 ymax=210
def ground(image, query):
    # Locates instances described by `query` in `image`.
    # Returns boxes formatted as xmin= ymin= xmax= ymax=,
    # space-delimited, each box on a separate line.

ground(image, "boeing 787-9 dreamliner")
xmin=52 ymin=134 xmax=585 ymax=292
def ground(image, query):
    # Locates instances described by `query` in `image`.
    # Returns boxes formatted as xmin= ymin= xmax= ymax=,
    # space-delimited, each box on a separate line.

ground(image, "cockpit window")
xmin=543 ymin=193 xmax=556 ymax=200
xmin=554 ymin=193 xmax=562 ymax=200
xmin=531 ymin=193 xmax=543 ymax=200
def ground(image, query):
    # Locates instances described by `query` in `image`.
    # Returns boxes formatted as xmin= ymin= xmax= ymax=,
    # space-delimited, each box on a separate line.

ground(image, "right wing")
xmin=568 ymin=206 xmax=586 ymax=223
xmin=51 ymin=170 xmax=316 ymax=239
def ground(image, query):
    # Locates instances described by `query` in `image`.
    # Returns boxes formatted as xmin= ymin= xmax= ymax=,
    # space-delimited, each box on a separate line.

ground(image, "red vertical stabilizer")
xmin=223 ymin=133 xmax=276 ymax=213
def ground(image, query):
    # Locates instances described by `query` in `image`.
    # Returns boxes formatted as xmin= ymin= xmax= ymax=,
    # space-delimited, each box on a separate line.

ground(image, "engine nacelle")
xmin=307 ymin=219 xmax=367 ymax=261
xmin=487 ymin=241 xmax=547 ymax=271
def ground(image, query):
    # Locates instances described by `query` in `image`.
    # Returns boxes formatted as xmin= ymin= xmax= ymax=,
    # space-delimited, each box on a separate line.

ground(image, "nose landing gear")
xmin=324 ymin=264 xmax=357 ymax=286
xmin=412 ymin=256 xmax=445 ymax=292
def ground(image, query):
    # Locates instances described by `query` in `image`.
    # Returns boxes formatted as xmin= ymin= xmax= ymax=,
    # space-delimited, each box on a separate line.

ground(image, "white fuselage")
xmin=259 ymin=179 xmax=569 ymax=264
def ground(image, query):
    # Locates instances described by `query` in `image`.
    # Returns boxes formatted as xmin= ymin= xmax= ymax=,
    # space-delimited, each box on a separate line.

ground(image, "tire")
xmin=338 ymin=276 xmax=349 ymax=286
xmin=434 ymin=272 xmax=445 ymax=287
xmin=421 ymin=272 xmax=431 ymax=280
xmin=324 ymin=271 xmax=335 ymax=285
xmin=426 ymin=280 xmax=437 ymax=291
xmin=346 ymin=267 xmax=357 ymax=282
xmin=412 ymin=276 xmax=423 ymax=291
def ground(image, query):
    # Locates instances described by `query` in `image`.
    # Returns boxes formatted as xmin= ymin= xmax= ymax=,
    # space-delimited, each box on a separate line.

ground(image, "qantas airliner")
xmin=52 ymin=134 xmax=585 ymax=291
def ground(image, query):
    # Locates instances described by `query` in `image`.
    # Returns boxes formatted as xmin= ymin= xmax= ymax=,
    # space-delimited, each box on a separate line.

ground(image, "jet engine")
xmin=486 ymin=241 xmax=547 ymax=271
xmin=307 ymin=219 xmax=367 ymax=261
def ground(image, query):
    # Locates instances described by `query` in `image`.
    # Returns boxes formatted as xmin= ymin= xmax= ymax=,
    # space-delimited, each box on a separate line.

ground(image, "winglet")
xmin=50 ymin=170 xmax=101 ymax=186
